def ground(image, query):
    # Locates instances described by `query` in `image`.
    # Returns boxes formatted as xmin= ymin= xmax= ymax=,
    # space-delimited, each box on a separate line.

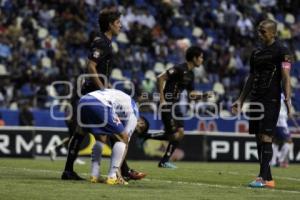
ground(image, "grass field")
xmin=0 ymin=158 xmax=299 ymax=200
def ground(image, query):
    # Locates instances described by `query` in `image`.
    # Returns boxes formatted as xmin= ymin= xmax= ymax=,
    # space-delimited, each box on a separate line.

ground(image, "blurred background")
xmin=0 ymin=0 xmax=299 ymax=161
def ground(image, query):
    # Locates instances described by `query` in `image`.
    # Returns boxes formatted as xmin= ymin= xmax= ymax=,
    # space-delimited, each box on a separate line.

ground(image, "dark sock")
xmin=266 ymin=166 xmax=272 ymax=181
xmin=260 ymin=142 xmax=273 ymax=181
xmin=160 ymin=141 xmax=179 ymax=163
xmin=257 ymin=143 xmax=262 ymax=177
xmin=121 ymin=159 xmax=130 ymax=177
xmin=255 ymin=135 xmax=262 ymax=177
xmin=64 ymin=134 xmax=84 ymax=172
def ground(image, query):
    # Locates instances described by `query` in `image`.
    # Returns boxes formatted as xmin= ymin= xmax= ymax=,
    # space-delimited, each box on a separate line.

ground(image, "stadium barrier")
xmin=0 ymin=126 xmax=300 ymax=163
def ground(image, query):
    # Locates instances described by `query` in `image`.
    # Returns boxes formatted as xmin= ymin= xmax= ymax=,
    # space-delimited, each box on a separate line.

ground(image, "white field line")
xmin=144 ymin=178 xmax=300 ymax=194
xmin=1 ymin=167 xmax=299 ymax=194
xmin=203 ymin=170 xmax=300 ymax=182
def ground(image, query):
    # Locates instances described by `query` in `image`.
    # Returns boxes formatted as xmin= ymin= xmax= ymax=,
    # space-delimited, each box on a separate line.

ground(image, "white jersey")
xmin=88 ymin=89 xmax=138 ymax=137
xmin=277 ymin=94 xmax=288 ymax=128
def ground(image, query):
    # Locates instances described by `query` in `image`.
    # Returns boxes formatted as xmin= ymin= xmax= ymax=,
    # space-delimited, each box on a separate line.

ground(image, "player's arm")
xmin=281 ymin=55 xmax=293 ymax=117
xmin=231 ymin=74 xmax=254 ymax=114
xmin=157 ymin=71 xmax=168 ymax=104
xmin=232 ymin=51 xmax=256 ymax=114
xmin=87 ymin=59 xmax=105 ymax=89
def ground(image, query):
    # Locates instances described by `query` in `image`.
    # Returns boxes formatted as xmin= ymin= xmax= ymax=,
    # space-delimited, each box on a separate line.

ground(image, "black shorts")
xmin=161 ymin=105 xmax=184 ymax=135
xmin=248 ymin=99 xmax=280 ymax=136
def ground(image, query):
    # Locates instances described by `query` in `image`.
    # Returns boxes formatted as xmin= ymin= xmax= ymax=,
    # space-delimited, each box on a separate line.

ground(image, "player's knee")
xmin=260 ymin=134 xmax=273 ymax=143
xmin=114 ymin=133 xmax=129 ymax=144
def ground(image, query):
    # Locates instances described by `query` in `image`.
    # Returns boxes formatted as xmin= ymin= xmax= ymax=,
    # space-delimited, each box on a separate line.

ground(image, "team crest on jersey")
xmin=168 ymin=68 xmax=175 ymax=75
xmin=93 ymin=49 xmax=102 ymax=58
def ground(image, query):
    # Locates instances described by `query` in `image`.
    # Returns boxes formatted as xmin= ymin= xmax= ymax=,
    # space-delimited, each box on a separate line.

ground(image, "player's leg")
xmin=271 ymin=142 xmax=279 ymax=166
xmin=110 ymin=137 xmax=146 ymax=181
xmin=158 ymin=109 xmax=184 ymax=168
xmin=106 ymin=133 xmax=129 ymax=185
xmin=90 ymin=135 xmax=107 ymax=183
xmin=158 ymin=128 xmax=184 ymax=168
xmin=62 ymin=95 xmax=102 ymax=180
xmin=259 ymin=133 xmax=274 ymax=181
xmin=61 ymin=127 xmax=86 ymax=180
xmin=249 ymin=102 xmax=278 ymax=188
xmin=277 ymin=127 xmax=292 ymax=167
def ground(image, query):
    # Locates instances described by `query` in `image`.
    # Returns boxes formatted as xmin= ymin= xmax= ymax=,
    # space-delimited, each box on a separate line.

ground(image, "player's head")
xmin=185 ymin=46 xmax=204 ymax=67
xmin=135 ymin=116 xmax=149 ymax=135
xmin=98 ymin=8 xmax=121 ymax=35
xmin=257 ymin=19 xmax=277 ymax=44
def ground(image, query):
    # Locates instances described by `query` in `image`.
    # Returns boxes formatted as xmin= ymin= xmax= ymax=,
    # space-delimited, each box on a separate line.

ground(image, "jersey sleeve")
xmin=88 ymin=38 xmax=107 ymax=63
xmin=279 ymin=45 xmax=292 ymax=70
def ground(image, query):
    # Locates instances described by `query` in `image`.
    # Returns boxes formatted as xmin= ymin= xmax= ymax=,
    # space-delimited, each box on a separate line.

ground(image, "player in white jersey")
xmin=271 ymin=94 xmax=293 ymax=168
xmin=63 ymin=89 xmax=149 ymax=184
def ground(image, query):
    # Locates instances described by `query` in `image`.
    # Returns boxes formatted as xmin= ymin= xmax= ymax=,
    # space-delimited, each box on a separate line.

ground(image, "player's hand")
xmin=231 ymin=99 xmax=242 ymax=115
xmin=160 ymin=97 xmax=167 ymax=106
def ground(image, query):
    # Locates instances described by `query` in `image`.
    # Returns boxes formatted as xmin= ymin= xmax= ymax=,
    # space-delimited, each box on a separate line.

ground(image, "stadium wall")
xmin=0 ymin=127 xmax=300 ymax=163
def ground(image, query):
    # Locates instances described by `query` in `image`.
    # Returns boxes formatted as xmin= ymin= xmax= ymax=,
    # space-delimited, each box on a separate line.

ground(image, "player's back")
xmin=84 ymin=89 xmax=136 ymax=119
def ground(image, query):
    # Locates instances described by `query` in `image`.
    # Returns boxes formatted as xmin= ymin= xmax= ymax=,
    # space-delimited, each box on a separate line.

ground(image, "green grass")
xmin=0 ymin=159 xmax=299 ymax=200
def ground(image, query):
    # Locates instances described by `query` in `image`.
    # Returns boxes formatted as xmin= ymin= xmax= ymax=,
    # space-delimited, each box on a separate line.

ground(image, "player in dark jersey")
xmin=150 ymin=46 xmax=208 ymax=168
xmin=61 ymin=8 xmax=145 ymax=181
xmin=232 ymin=19 xmax=293 ymax=188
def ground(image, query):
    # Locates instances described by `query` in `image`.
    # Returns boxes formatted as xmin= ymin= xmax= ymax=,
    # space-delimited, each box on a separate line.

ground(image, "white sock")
xmin=279 ymin=143 xmax=289 ymax=163
xmin=288 ymin=143 xmax=294 ymax=160
xmin=91 ymin=141 xmax=104 ymax=178
xmin=108 ymin=142 xmax=126 ymax=178
xmin=271 ymin=144 xmax=279 ymax=165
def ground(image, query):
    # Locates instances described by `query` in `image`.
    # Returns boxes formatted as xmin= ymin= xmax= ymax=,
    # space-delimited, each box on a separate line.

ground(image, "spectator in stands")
xmin=0 ymin=0 xmax=298 ymax=115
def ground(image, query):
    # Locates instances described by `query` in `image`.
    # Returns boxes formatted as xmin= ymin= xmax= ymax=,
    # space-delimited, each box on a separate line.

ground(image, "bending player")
xmin=74 ymin=88 xmax=149 ymax=184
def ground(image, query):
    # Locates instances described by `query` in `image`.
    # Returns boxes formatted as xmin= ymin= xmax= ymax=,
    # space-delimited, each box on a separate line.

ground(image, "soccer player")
xmin=271 ymin=94 xmax=293 ymax=168
xmin=232 ymin=19 xmax=293 ymax=188
xmin=78 ymin=89 xmax=149 ymax=184
xmin=61 ymin=8 xmax=145 ymax=180
xmin=149 ymin=46 xmax=207 ymax=168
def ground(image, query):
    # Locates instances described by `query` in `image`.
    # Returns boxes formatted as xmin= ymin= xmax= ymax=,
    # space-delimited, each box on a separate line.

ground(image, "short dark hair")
xmin=139 ymin=116 xmax=150 ymax=135
xmin=259 ymin=19 xmax=277 ymax=34
xmin=98 ymin=8 xmax=121 ymax=33
xmin=185 ymin=46 xmax=203 ymax=62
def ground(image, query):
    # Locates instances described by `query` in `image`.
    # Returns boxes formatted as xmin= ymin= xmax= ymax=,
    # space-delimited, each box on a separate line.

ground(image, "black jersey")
xmin=249 ymin=40 xmax=291 ymax=101
xmin=84 ymin=32 xmax=113 ymax=91
xmin=163 ymin=63 xmax=194 ymax=103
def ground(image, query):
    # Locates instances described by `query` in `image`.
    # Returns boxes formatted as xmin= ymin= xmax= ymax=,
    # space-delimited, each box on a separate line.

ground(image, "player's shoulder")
xmin=91 ymin=35 xmax=110 ymax=48
xmin=274 ymin=40 xmax=289 ymax=52
xmin=172 ymin=63 xmax=186 ymax=72
xmin=275 ymin=40 xmax=292 ymax=62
